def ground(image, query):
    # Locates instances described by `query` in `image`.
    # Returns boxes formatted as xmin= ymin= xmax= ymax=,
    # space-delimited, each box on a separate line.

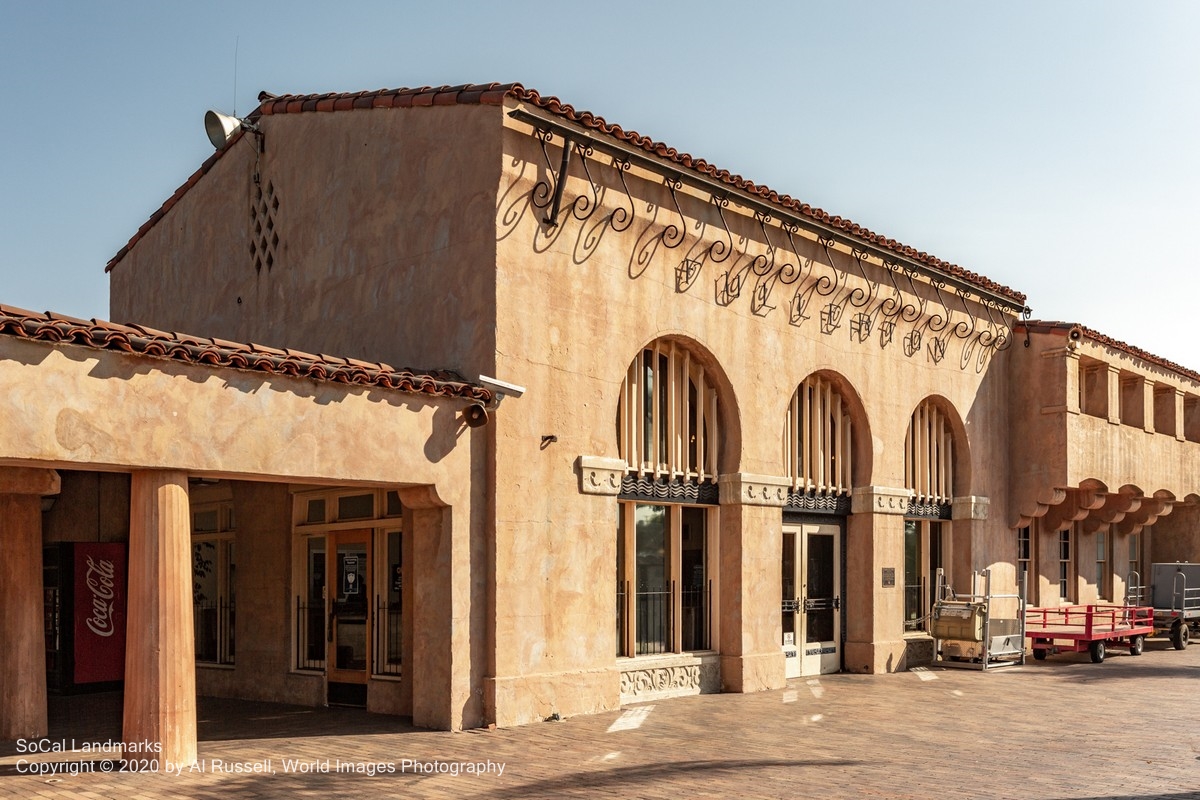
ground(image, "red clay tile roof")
xmin=1018 ymin=320 xmax=1200 ymax=385
xmin=0 ymin=303 xmax=493 ymax=402
xmin=104 ymin=82 xmax=1026 ymax=304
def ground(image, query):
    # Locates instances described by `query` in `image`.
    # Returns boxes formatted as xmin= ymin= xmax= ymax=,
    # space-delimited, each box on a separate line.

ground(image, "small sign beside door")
xmin=343 ymin=555 xmax=360 ymax=595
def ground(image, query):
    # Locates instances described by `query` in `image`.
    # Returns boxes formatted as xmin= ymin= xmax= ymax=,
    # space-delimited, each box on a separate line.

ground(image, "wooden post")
xmin=0 ymin=468 xmax=59 ymax=740
xmin=123 ymin=470 xmax=196 ymax=769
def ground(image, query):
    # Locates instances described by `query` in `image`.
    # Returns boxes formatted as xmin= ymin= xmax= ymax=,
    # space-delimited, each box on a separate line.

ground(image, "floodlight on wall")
xmin=204 ymin=109 xmax=260 ymax=150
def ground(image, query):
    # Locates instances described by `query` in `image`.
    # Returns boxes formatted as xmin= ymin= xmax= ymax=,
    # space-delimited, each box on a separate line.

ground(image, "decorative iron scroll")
xmin=510 ymin=116 xmax=1027 ymax=372
xmin=619 ymin=475 xmax=720 ymax=506
xmin=905 ymin=500 xmax=952 ymax=520
xmin=785 ymin=490 xmax=851 ymax=515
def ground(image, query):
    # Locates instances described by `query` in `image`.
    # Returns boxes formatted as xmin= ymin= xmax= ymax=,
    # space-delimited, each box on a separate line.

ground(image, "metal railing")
xmin=1172 ymin=571 xmax=1200 ymax=613
xmin=680 ymin=583 xmax=710 ymax=651
xmin=1125 ymin=570 xmax=1144 ymax=606
xmin=903 ymin=577 xmax=927 ymax=631
xmin=373 ymin=598 xmax=402 ymax=676
xmin=295 ymin=599 xmax=325 ymax=671
xmin=617 ymin=581 xmax=712 ymax=655
xmin=635 ymin=588 xmax=671 ymax=655
xmin=194 ymin=599 xmax=235 ymax=665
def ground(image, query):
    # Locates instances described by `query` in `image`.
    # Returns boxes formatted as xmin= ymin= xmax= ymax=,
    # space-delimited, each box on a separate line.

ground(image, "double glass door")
xmin=781 ymin=523 xmax=842 ymax=678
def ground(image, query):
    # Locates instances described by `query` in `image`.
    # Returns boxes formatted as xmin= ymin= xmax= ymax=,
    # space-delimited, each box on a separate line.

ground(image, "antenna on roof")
xmin=233 ymin=36 xmax=240 ymax=117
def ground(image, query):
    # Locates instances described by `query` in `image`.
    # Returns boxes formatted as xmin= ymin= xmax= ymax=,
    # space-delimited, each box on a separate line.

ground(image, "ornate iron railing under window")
xmin=618 ymin=581 xmax=712 ymax=656
xmin=680 ymin=583 xmax=711 ymax=652
xmin=373 ymin=598 xmax=402 ymax=677
xmin=194 ymin=600 xmax=235 ymax=665
xmin=295 ymin=599 xmax=325 ymax=671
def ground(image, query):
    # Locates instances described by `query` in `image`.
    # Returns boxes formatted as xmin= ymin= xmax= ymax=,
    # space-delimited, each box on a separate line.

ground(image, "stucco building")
xmin=2 ymin=82 xmax=1198 ymax=767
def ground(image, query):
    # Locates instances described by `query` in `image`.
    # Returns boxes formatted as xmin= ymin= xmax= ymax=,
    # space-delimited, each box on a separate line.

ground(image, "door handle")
xmin=327 ymin=608 xmax=335 ymax=643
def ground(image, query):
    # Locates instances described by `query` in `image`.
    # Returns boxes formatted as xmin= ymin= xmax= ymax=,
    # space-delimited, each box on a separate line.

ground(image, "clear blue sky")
xmin=2 ymin=1 xmax=1197 ymax=368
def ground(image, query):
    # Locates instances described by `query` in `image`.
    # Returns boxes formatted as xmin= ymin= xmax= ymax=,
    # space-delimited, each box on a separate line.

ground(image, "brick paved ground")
xmin=3 ymin=636 xmax=1200 ymax=799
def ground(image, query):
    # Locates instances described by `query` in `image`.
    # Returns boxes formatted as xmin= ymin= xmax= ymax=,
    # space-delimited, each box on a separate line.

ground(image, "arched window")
xmin=904 ymin=400 xmax=954 ymax=504
xmin=617 ymin=341 xmax=719 ymax=481
xmin=903 ymin=399 xmax=956 ymax=632
xmin=615 ymin=340 xmax=719 ymax=660
xmin=783 ymin=374 xmax=853 ymax=495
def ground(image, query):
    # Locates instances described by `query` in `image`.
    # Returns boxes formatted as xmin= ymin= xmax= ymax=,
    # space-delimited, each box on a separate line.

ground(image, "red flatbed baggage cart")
xmin=1025 ymin=604 xmax=1154 ymax=663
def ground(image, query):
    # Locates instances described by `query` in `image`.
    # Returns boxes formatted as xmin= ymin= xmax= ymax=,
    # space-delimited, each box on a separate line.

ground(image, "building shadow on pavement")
xmin=0 ymin=692 xmax=416 ymax=758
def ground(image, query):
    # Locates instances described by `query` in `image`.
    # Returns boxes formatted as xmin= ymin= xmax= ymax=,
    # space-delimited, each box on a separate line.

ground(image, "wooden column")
xmin=123 ymin=470 xmax=196 ymax=768
xmin=0 ymin=468 xmax=59 ymax=740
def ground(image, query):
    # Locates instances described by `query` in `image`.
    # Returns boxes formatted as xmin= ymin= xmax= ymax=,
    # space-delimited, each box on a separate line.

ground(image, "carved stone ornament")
xmin=618 ymin=656 xmax=720 ymax=702
xmin=718 ymin=473 xmax=791 ymax=507
xmin=576 ymin=456 xmax=625 ymax=496
xmin=952 ymin=495 xmax=990 ymax=521
xmin=850 ymin=486 xmax=912 ymax=516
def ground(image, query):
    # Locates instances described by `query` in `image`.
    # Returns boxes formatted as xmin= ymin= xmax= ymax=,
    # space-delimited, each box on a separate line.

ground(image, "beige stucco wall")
xmin=1008 ymin=330 xmax=1200 ymax=606
xmin=486 ymin=108 xmax=1021 ymax=724
xmin=109 ymin=105 xmax=503 ymax=378
xmin=1010 ymin=331 xmax=1200 ymax=516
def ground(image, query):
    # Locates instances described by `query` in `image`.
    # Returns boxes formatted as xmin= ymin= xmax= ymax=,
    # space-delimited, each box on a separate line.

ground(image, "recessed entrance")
xmin=781 ymin=522 xmax=841 ymax=678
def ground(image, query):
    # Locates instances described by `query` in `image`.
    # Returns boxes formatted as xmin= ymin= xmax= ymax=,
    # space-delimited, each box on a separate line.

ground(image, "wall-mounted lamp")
xmin=204 ymin=109 xmax=261 ymax=150
xmin=463 ymin=403 xmax=489 ymax=428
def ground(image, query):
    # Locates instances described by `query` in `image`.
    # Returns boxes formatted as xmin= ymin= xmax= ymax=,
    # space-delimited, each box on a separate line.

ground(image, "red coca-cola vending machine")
xmin=43 ymin=542 xmax=127 ymax=693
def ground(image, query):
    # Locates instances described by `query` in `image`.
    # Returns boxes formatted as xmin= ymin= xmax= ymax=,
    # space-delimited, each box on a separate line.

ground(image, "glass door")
xmin=783 ymin=522 xmax=842 ymax=677
xmin=327 ymin=530 xmax=370 ymax=703
xmin=781 ymin=529 xmax=801 ymax=678
xmin=801 ymin=525 xmax=841 ymax=675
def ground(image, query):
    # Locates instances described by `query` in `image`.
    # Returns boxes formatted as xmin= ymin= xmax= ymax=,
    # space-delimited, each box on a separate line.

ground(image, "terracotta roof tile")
xmin=105 ymin=81 xmax=1025 ymax=304
xmin=1019 ymin=320 xmax=1200 ymax=385
xmin=0 ymin=304 xmax=493 ymax=403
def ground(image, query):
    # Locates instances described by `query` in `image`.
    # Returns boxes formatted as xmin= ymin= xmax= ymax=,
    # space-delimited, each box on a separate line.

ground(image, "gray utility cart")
xmin=931 ymin=568 xmax=1026 ymax=671
xmin=1140 ymin=563 xmax=1200 ymax=650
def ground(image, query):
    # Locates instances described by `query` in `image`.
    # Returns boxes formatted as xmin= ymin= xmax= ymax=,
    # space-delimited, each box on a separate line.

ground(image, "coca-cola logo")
xmin=84 ymin=556 xmax=117 ymax=638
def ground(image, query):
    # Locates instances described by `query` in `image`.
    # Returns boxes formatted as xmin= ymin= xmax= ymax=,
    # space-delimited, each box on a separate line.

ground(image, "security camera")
xmin=478 ymin=375 xmax=526 ymax=404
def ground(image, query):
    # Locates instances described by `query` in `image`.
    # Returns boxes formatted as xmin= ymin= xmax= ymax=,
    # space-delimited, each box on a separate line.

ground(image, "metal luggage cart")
xmin=1025 ymin=604 xmax=1154 ymax=663
xmin=931 ymin=568 xmax=1026 ymax=671
xmin=1146 ymin=563 xmax=1200 ymax=650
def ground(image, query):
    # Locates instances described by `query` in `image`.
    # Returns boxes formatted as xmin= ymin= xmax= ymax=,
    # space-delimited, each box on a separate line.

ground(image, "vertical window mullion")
xmin=823 ymin=379 xmax=833 ymax=493
xmin=708 ymin=384 xmax=718 ymax=478
xmin=833 ymin=390 xmax=843 ymax=495
xmin=671 ymin=507 xmax=682 ymax=653
xmin=683 ymin=349 xmax=692 ymax=477
xmin=802 ymin=382 xmax=812 ymax=492
xmin=697 ymin=369 xmax=707 ymax=482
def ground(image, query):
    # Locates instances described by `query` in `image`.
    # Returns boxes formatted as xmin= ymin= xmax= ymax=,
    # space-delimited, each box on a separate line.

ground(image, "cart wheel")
xmin=1033 ymin=648 xmax=1047 ymax=661
xmin=1033 ymin=638 xmax=1049 ymax=660
xmin=1129 ymin=635 xmax=1144 ymax=656
xmin=1090 ymin=640 xmax=1106 ymax=663
xmin=1172 ymin=622 xmax=1190 ymax=650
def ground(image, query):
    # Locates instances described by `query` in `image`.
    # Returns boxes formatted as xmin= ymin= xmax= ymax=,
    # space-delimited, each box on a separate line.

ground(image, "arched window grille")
xmin=905 ymin=401 xmax=954 ymax=504
xmin=783 ymin=375 xmax=852 ymax=495
xmin=617 ymin=341 xmax=719 ymax=481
